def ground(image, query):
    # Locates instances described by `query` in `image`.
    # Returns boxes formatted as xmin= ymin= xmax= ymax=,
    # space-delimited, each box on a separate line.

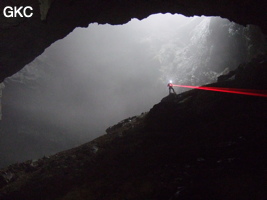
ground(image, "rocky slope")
xmin=0 ymin=56 xmax=267 ymax=200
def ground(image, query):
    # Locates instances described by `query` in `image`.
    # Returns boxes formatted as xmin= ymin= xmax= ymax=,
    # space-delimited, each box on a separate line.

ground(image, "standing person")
xmin=167 ymin=80 xmax=176 ymax=94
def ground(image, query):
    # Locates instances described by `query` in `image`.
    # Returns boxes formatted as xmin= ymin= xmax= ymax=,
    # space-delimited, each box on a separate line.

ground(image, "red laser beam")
xmin=172 ymin=84 xmax=267 ymax=98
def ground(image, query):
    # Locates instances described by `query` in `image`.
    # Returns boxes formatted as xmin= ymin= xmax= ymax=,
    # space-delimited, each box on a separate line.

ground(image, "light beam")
xmin=173 ymin=84 xmax=267 ymax=98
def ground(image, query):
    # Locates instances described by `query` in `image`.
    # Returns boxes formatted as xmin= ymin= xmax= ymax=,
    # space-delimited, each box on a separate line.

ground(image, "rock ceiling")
xmin=0 ymin=0 xmax=266 ymax=82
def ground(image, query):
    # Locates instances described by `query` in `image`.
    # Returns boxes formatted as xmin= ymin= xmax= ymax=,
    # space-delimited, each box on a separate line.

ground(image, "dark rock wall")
xmin=0 ymin=0 xmax=266 ymax=82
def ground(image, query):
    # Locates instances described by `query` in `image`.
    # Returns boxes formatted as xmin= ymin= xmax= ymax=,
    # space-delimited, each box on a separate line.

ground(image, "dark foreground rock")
xmin=0 ymin=59 xmax=267 ymax=199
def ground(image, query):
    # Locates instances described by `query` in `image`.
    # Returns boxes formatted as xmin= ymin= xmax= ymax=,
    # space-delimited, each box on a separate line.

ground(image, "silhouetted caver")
xmin=167 ymin=81 xmax=176 ymax=94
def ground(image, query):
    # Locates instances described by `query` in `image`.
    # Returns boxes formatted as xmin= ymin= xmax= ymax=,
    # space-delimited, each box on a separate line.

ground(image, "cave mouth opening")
xmin=0 ymin=13 xmax=266 ymax=168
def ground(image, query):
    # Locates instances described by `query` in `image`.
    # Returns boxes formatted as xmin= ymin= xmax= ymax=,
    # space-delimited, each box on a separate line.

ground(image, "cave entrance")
xmin=0 ymin=13 xmax=266 ymax=168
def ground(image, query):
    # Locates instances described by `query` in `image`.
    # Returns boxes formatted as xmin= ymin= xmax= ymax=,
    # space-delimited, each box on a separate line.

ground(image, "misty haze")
xmin=0 ymin=14 xmax=265 ymax=167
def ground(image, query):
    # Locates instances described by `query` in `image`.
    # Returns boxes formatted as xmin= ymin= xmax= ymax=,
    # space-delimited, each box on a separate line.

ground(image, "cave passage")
xmin=0 ymin=13 xmax=266 ymax=168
